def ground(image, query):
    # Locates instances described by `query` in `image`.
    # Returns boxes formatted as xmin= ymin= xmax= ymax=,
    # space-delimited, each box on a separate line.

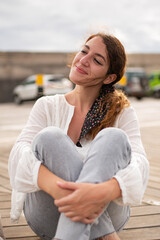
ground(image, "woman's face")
xmin=69 ymin=36 xmax=110 ymax=88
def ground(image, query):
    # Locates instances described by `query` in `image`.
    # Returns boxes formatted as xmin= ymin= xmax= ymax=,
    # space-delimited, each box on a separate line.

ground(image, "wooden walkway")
xmin=0 ymin=99 xmax=160 ymax=239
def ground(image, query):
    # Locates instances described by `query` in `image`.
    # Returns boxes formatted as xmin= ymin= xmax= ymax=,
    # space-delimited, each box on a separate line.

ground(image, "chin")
xmin=69 ymin=74 xmax=79 ymax=85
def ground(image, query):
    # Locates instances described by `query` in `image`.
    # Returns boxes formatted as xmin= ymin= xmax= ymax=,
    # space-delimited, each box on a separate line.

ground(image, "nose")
xmin=80 ymin=55 xmax=89 ymax=66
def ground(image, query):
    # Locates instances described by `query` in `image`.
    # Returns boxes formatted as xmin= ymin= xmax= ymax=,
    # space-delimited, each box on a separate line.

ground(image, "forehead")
xmin=85 ymin=36 xmax=107 ymax=56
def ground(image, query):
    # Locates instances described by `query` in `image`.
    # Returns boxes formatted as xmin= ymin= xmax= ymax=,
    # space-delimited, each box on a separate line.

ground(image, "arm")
xmin=113 ymin=106 xmax=149 ymax=205
xmin=9 ymin=97 xmax=49 ymax=192
xmin=38 ymin=164 xmax=73 ymax=199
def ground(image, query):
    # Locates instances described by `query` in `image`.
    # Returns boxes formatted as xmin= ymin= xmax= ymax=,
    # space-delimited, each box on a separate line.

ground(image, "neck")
xmin=66 ymin=85 xmax=102 ymax=113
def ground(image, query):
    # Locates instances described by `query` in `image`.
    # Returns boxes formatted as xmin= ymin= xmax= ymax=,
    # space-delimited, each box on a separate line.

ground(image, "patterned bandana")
xmin=76 ymin=84 xmax=115 ymax=147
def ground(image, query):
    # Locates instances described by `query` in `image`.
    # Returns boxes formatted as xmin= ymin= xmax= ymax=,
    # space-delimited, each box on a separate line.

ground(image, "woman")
xmin=8 ymin=33 xmax=149 ymax=240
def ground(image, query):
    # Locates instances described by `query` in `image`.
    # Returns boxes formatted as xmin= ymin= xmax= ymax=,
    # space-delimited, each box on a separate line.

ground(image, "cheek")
xmin=92 ymin=68 xmax=107 ymax=79
xmin=72 ymin=53 xmax=80 ymax=65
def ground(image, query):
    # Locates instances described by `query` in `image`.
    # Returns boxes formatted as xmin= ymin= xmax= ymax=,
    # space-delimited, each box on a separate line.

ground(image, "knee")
xmin=94 ymin=127 xmax=131 ymax=161
xmin=97 ymin=127 xmax=124 ymax=138
xmin=32 ymin=126 xmax=65 ymax=151
xmin=96 ymin=127 xmax=130 ymax=146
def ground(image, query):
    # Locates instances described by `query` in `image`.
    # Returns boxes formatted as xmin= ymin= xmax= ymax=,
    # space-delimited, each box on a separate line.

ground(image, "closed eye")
xmin=94 ymin=58 xmax=103 ymax=65
xmin=81 ymin=50 xmax=87 ymax=54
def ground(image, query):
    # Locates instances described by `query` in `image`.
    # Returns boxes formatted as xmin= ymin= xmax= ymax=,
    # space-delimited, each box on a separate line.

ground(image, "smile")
xmin=76 ymin=66 xmax=88 ymax=75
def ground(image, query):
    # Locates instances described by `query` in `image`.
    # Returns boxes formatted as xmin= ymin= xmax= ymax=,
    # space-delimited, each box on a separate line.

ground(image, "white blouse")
xmin=8 ymin=94 xmax=149 ymax=222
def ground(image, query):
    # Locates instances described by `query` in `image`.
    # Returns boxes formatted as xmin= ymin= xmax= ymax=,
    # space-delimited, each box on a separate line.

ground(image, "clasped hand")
xmin=54 ymin=181 xmax=107 ymax=224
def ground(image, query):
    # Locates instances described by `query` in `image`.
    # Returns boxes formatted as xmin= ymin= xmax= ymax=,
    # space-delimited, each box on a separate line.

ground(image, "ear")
xmin=103 ymin=74 xmax=117 ymax=84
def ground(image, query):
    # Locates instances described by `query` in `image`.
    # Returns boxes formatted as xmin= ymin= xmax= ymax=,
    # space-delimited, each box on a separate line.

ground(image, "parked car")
xmin=116 ymin=68 xmax=149 ymax=99
xmin=13 ymin=74 xmax=73 ymax=104
xmin=148 ymin=71 xmax=160 ymax=98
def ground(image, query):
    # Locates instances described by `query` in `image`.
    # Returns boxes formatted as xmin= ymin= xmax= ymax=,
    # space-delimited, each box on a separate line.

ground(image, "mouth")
xmin=75 ymin=65 xmax=88 ymax=75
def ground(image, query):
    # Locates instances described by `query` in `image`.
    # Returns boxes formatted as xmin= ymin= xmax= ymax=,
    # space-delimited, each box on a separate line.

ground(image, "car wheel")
xmin=154 ymin=90 xmax=160 ymax=98
xmin=14 ymin=95 xmax=22 ymax=104
xmin=136 ymin=96 xmax=142 ymax=100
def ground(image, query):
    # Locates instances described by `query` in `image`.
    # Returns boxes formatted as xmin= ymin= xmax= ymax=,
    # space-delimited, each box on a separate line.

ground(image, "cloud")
xmin=0 ymin=0 xmax=160 ymax=52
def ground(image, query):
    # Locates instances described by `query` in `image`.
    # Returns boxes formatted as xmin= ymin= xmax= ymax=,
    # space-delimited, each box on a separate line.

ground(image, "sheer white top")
xmin=8 ymin=94 xmax=149 ymax=222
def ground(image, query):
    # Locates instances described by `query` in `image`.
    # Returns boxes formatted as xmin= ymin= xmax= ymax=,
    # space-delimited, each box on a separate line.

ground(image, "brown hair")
xmin=86 ymin=33 xmax=130 ymax=139
xmin=89 ymin=89 xmax=130 ymax=139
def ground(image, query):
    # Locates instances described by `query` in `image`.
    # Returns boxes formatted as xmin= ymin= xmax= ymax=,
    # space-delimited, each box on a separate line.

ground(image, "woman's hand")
xmin=54 ymin=181 xmax=108 ymax=224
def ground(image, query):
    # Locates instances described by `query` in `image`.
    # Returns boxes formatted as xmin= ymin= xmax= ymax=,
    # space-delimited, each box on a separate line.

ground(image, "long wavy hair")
xmin=86 ymin=33 xmax=130 ymax=139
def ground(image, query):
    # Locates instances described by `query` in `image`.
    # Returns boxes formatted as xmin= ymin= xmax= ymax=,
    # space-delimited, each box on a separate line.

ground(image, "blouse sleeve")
xmin=8 ymin=97 xmax=48 ymax=193
xmin=113 ymin=106 xmax=149 ymax=206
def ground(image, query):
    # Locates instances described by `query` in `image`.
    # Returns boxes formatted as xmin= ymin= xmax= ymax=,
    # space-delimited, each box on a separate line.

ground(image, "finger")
xmin=82 ymin=218 xmax=95 ymax=224
xmin=69 ymin=216 xmax=83 ymax=222
xmin=57 ymin=181 xmax=78 ymax=190
xmin=95 ymin=207 xmax=105 ymax=215
xmin=85 ymin=208 xmax=104 ymax=220
xmin=54 ymin=194 xmax=74 ymax=206
xmin=65 ymin=212 xmax=77 ymax=218
xmin=58 ymin=205 xmax=73 ymax=213
xmin=87 ymin=213 xmax=99 ymax=219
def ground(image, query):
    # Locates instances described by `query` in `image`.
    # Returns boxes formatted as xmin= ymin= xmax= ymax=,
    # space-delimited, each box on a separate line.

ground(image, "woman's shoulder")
xmin=116 ymin=105 xmax=138 ymax=125
xmin=36 ymin=94 xmax=67 ymax=106
xmin=120 ymin=105 xmax=137 ymax=117
xmin=34 ymin=94 xmax=74 ymax=118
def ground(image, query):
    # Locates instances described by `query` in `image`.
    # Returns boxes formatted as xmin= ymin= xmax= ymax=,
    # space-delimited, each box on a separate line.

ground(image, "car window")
xmin=126 ymin=72 xmax=146 ymax=82
xmin=48 ymin=78 xmax=61 ymax=82
xmin=23 ymin=79 xmax=35 ymax=85
xmin=149 ymin=74 xmax=154 ymax=81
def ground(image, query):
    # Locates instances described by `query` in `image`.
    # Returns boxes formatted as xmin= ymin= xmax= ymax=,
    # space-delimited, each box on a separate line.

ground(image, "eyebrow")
xmin=84 ymin=44 xmax=106 ymax=62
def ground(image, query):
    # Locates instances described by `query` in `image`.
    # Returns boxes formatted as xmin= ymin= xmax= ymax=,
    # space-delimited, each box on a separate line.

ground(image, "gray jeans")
xmin=23 ymin=127 xmax=131 ymax=240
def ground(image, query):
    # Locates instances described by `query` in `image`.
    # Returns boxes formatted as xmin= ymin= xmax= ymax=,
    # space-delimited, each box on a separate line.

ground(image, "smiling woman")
xmin=69 ymin=37 xmax=112 ymax=88
xmin=8 ymin=32 xmax=149 ymax=240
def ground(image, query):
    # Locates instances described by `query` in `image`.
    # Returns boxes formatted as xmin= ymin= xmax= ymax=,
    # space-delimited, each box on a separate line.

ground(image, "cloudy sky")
xmin=0 ymin=0 xmax=160 ymax=53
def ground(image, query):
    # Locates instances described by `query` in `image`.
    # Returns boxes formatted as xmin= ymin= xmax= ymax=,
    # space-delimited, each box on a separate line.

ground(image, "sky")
xmin=0 ymin=0 xmax=160 ymax=53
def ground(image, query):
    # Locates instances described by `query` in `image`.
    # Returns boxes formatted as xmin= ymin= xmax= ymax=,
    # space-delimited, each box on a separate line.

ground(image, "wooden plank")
xmin=0 ymin=184 xmax=11 ymax=192
xmin=0 ymin=192 xmax=11 ymax=196
xmin=0 ymin=209 xmax=10 ymax=218
xmin=143 ymin=195 xmax=160 ymax=203
xmin=149 ymin=167 xmax=160 ymax=174
xmin=0 ymin=176 xmax=10 ymax=186
xmin=0 ymin=186 xmax=11 ymax=193
xmin=3 ymin=225 xmax=37 ymax=238
xmin=0 ymin=161 xmax=9 ymax=171
xmin=147 ymin=181 xmax=160 ymax=189
xmin=0 ymin=201 xmax=11 ymax=209
xmin=149 ymin=175 xmax=160 ymax=183
xmin=1 ymin=216 xmax=27 ymax=227
xmin=7 ymin=238 xmax=40 ymax=240
xmin=125 ymin=214 xmax=160 ymax=229
xmin=131 ymin=205 xmax=160 ymax=216
xmin=145 ymin=187 xmax=160 ymax=198
xmin=0 ymin=171 xmax=10 ymax=180
xmin=118 ymin=227 xmax=160 ymax=240
xmin=0 ymin=195 xmax=11 ymax=201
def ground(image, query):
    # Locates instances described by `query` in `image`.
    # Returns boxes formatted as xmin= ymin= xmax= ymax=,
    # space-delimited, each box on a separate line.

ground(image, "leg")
xmin=55 ymin=128 xmax=131 ymax=240
xmin=23 ymin=127 xmax=83 ymax=239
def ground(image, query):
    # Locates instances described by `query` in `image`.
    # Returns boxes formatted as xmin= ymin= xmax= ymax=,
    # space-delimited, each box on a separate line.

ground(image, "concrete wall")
xmin=0 ymin=51 xmax=160 ymax=102
xmin=127 ymin=53 xmax=160 ymax=73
